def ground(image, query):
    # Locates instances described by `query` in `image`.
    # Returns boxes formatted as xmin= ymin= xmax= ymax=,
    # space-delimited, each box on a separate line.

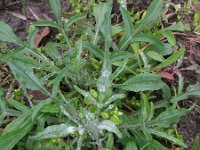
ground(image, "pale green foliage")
xmin=0 ymin=0 xmax=199 ymax=149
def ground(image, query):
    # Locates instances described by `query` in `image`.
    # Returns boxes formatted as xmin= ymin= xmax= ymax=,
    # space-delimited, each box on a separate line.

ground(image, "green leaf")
xmin=119 ymin=34 xmax=163 ymax=51
xmin=32 ymin=99 xmax=53 ymax=121
xmin=111 ymin=51 xmax=134 ymax=62
xmin=0 ymin=53 xmax=42 ymax=68
xmin=3 ymin=113 xmax=31 ymax=135
xmin=7 ymin=60 xmax=49 ymax=95
xmin=0 ymin=122 xmax=33 ymax=150
xmin=162 ymin=83 xmax=171 ymax=101
xmin=147 ymin=51 xmax=165 ymax=62
xmin=111 ymin=25 xmax=123 ymax=36
xmin=155 ymin=108 xmax=189 ymax=128
xmin=41 ymin=104 xmax=60 ymax=114
xmin=104 ymin=94 xmax=125 ymax=107
xmin=43 ymin=42 xmax=60 ymax=61
xmin=186 ymin=84 xmax=200 ymax=98
xmin=141 ymin=93 xmax=151 ymax=121
xmin=106 ymin=133 xmax=114 ymax=150
xmin=65 ymin=14 xmax=85 ymax=29
xmin=165 ymin=22 xmax=191 ymax=32
xmin=0 ymin=21 xmax=23 ymax=46
xmin=150 ymin=140 xmax=167 ymax=150
xmin=74 ymin=85 xmax=99 ymax=106
xmin=49 ymin=0 xmax=61 ymax=23
xmin=93 ymin=1 xmax=112 ymax=48
xmin=162 ymin=30 xmax=176 ymax=45
xmin=125 ymin=141 xmax=138 ymax=150
xmin=83 ymin=42 xmax=104 ymax=60
xmin=111 ymin=59 xmax=128 ymax=80
xmin=7 ymin=99 xmax=30 ymax=113
xmin=116 ymin=73 xmax=164 ymax=92
xmin=134 ymin=0 xmax=163 ymax=34
xmin=149 ymin=129 xmax=187 ymax=148
xmin=0 ymin=113 xmax=7 ymax=127
xmin=98 ymin=120 xmax=122 ymax=138
xmin=152 ymin=49 xmax=185 ymax=71
xmin=50 ymin=66 xmax=68 ymax=96
xmin=27 ymin=25 xmax=38 ymax=49
xmin=145 ymin=43 xmax=172 ymax=56
xmin=97 ymin=50 xmax=112 ymax=101
xmin=120 ymin=7 xmax=133 ymax=35
xmin=33 ymin=20 xmax=62 ymax=29
xmin=32 ymin=124 xmax=77 ymax=140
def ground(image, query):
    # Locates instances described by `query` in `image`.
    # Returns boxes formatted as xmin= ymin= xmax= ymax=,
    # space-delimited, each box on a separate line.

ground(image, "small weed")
xmin=0 ymin=0 xmax=200 ymax=149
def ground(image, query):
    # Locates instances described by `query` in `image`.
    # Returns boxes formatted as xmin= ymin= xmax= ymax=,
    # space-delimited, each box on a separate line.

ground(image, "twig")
xmin=8 ymin=11 xmax=27 ymax=20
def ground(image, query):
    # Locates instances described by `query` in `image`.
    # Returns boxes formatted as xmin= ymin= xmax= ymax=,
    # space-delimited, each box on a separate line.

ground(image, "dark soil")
xmin=0 ymin=0 xmax=200 ymax=149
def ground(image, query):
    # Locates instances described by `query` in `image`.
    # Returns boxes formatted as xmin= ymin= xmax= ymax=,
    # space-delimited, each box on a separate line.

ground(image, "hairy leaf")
xmin=134 ymin=0 xmax=163 ymax=34
xmin=98 ymin=120 xmax=122 ymax=138
xmin=65 ymin=14 xmax=85 ymax=29
xmin=49 ymin=0 xmax=61 ymax=23
xmin=32 ymin=124 xmax=77 ymax=140
xmin=116 ymin=73 xmax=164 ymax=92
xmin=0 ymin=21 xmax=23 ymax=46
xmin=155 ymin=108 xmax=189 ymax=128
xmin=0 ymin=123 xmax=33 ymax=150
xmin=152 ymin=50 xmax=184 ymax=71
xmin=93 ymin=1 xmax=112 ymax=48
xmin=186 ymin=84 xmax=200 ymax=98
xmin=7 ymin=60 xmax=49 ymax=95
xmin=149 ymin=129 xmax=187 ymax=148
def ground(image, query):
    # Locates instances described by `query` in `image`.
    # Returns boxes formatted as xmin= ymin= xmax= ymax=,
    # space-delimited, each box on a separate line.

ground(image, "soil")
xmin=0 ymin=0 xmax=200 ymax=149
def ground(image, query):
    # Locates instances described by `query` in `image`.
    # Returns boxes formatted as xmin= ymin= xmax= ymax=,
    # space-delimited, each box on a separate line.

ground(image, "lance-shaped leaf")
xmin=120 ymin=7 xmax=133 ymax=35
xmin=32 ymin=124 xmax=77 ymax=140
xmin=104 ymin=94 xmax=125 ymax=107
xmin=149 ymin=129 xmax=187 ymax=148
xmin=32 ymin=98 xmax=53 ymax=121
xmin=0 ymin=53 xmax=42 ymax=68
xmin=7 ymin=99 xmax=30 ymax=113
xmin=2 ymin=113 xmax=32 ymax=135
xmin=119 ymin=34 xmax=163 ymax=51
xmin=125 ymin=141 xmax=138 ymax=150
xmin=65 ymin=14 xmax=85 ymax=30
xmin=0 ymin=21 xmax=23 ymax=46
xmin=93 ymin=1 xmax=112 ymax=48
xmin=49 ymin=66 xmax=68 ymax=96
xmin=186 ymin=84 xmax=200 ymax=98
xmin=98 ymin=120 xmax=122 ymax=138
xmin=49 ymin=0 xmax=61 ymax=23
xmin=33 ymin=20 xmax=62 ymax=29
xmin=97 ymin=50 xmax=112 ymax=101
xmin=74 ymin=85 xmax=99 ymax=106
xmin=134 ymin=0 xmax=163 ymax=34
xmin=111 ymin=59 xmax=128 ymax=80
xmin=83 ymin=42 xmax=104 ymax=60
xmin=155 ymin=108 xmax=189 ymax=128
xmin=152 ymin=49 xmax=184 ymax=71
xmin=0 ymin=121 xmax=33 ymax=150
xmin=7 ymin=60 xmax=49 ymax=95
xmin=115 ymin=73 xmax=164 ymax=92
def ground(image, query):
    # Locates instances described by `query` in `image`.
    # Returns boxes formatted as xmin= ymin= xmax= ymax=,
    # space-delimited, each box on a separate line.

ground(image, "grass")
xmin=0 ymin=0 xmax=200 ymax=149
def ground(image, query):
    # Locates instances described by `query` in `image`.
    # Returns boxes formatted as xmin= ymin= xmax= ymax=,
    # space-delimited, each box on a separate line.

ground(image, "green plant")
xmin=0 ymin=0 xmax=200 ymax=149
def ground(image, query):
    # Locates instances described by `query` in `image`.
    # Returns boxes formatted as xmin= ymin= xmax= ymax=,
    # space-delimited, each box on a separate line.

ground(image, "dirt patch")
xmin=177 ymin=34 xmax=200 ymax=149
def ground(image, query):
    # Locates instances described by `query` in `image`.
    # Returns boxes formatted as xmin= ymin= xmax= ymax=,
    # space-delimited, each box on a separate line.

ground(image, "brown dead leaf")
xmin=34 ymin=27 xmax=50 ymax=48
